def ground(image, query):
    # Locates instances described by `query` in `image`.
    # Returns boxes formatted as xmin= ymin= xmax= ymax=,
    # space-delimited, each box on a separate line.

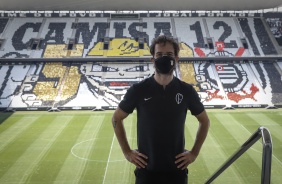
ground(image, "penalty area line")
xmin=102 ymin=134 xmax=115 ymax=184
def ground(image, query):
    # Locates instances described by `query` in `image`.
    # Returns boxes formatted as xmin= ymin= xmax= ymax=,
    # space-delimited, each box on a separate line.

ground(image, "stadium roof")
xmin=0 ymin=0 xmax=281 ymax=11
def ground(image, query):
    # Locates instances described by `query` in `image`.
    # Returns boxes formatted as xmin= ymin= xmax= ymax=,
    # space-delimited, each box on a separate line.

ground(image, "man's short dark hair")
xmin=150 ymin=35 xmax=180 ymax=57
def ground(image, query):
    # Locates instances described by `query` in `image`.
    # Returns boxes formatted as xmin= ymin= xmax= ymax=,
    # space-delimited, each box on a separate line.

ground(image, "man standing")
xmin=112 ymin=35 xmax=210 ymax=184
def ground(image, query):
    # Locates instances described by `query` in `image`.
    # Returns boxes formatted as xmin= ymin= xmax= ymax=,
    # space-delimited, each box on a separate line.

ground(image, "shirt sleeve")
xmin=187 ymin=85 xmax=205 ymax=116
xmin=118 ymin=85 xmax=138 ymax=114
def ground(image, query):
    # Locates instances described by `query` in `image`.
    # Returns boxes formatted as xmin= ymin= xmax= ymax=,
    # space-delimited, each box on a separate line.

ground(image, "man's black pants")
xmin=135 ymin=168 xmax=188 ymax=184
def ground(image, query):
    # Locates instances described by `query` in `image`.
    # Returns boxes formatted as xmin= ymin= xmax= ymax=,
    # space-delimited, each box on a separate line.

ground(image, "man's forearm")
xmin=112 ymin=118 xmax=131 ymax=154
xmin=191 ymin=120 xmax=210 ymax=156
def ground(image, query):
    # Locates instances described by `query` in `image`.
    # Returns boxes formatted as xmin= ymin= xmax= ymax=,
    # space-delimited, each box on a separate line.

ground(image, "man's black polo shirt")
xmin=119 ymin=75 xmax=204 ymax=172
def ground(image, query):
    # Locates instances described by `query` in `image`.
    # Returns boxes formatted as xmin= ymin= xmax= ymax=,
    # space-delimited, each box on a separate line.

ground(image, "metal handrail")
xmin=205 ymin=126 xmax=272 ymax=184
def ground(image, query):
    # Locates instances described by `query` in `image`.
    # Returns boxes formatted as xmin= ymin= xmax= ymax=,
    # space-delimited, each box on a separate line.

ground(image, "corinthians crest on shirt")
xmin=175 ymin=93 xmax=183 ymax=104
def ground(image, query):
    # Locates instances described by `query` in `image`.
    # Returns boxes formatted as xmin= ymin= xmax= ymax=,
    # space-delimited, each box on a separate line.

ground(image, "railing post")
xmin=205 ymin=126 xmax=272 ymax=184
xmin=261 ymin=127 xmax=272 ymax=184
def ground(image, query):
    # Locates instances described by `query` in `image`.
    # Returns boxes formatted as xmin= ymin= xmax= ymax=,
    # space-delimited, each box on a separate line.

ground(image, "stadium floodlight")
xmin=180 ymin=10 xmax=192 ymax=13
xmin=249 ymin=10 xmax=257 ymax=14
xmin=149 ymin=10 xmax=162 ymax=13
xmin=265 ymin=8 xmax=276 ymax=12
xmin=120 ymin=11 xmax=133 ymax=13
xmin=89 ymin=11 xmax=103 ymax=13
xmin=163 ymin=10 xmax=179 ymax=14
xmin=133 ymin=11 xmax=148 ymax=13
xmin=104 ymin=11 xmax=116 ymax=13
xmin=20 ymin=11 xmax=30 ymax=13
xmin=75 ymin=11 xmax=86 ymax=13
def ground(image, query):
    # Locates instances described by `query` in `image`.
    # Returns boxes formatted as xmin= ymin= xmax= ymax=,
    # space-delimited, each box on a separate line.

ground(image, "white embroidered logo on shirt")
xmin=175 ymin=93 xmax=183 ymax=104
xmin=144 ymin=97 xmax=152 ymax=101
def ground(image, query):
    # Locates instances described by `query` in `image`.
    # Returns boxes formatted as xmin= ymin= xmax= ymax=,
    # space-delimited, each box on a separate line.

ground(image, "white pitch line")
xmin=70 ymin=138 xmax=126 ymax=162
xmin=102 ymin=134 xmax=115 ymax=184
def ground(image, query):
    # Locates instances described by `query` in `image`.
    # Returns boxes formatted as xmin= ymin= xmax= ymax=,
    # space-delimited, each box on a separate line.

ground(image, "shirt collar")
xmin=150 ymin=74 xmax=176 ymax=90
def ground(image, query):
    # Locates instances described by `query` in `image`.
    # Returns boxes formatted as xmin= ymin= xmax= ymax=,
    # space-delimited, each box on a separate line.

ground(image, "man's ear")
xmin=175 ymin=56 xmax=179 ymax=62
xmin=150 ymin=57 xmax=155 ymax=63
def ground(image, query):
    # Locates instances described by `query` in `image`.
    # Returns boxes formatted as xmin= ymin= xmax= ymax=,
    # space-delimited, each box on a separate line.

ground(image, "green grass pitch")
xmin=0 ymin=109 xmax=281 ymax=184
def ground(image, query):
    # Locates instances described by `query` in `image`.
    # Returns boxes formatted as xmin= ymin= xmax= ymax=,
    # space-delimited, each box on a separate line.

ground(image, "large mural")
xmin=179 ymin=61 xmax=276 ymax=107
xmin=0 ymin=17 xmax=278 ymax=59
xmin=1 ymin=60 xmax=281 ymax=109
xmin=0 ymin=16 xmax=281 ymax=109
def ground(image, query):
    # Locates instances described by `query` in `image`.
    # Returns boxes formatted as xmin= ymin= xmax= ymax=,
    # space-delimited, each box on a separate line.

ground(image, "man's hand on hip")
xmin=175 ymin=150 xmax=197 ymax=170
xmin=124 ymin=149 xmax=148 ymax=169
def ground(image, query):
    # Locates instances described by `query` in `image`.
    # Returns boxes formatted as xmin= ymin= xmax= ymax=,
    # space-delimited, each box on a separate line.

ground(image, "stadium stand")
xmin=254 ymin=18 xmax=278 ymax=55
xmin=0 ymin=64 xmax=30 ymax=108
xmin=0 ymin=19 xmax=8 ymax=37
xmin=0 ymin=13 xmax=282 ymax=110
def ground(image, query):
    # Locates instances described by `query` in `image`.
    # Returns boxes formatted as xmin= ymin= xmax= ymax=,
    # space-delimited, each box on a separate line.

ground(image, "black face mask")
xmin=154 ymin=56 xmax=175 ymax=74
